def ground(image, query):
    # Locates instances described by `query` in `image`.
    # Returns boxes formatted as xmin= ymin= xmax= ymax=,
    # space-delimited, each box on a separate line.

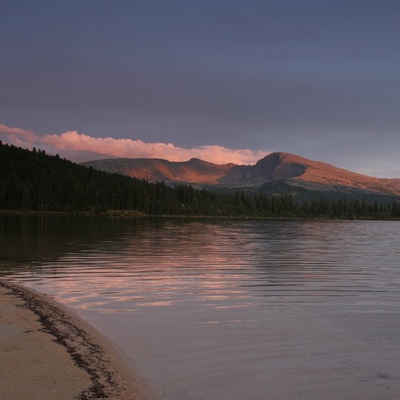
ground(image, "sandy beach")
xmin=0 ymin=280 xmax=152 ymax=400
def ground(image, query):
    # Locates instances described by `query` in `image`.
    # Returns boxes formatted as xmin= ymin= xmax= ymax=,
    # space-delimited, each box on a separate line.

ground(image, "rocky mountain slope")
xmin=81 ymin=152 xmax=400 ymax=201
xmin=81 ymin=157 xmax=234 ymax=184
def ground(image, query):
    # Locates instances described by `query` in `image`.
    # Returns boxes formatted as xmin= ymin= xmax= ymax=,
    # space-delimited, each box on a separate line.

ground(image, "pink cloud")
xmin=0 ymin=123 xmax=268 ymax=165
xmin=0 ymin=124 xmax=36 ymax=146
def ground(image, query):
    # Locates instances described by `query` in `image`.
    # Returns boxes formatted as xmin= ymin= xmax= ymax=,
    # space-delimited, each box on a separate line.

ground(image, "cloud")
xmin=0 ymin=124 xmax=268 ymax=165
xmin=0 ymin=124 xmax=36 ymax=144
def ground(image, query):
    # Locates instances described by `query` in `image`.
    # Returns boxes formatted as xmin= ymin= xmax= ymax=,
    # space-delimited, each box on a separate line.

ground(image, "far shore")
xmin=0 ymin=280 xmax=155 ymax=400
xmin=1 ymin=209 xmax=397 ymax=221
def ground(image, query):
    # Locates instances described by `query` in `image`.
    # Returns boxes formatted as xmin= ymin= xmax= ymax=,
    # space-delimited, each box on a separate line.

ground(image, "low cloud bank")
xmin=0 ymin=124 xmax=267 ymax=165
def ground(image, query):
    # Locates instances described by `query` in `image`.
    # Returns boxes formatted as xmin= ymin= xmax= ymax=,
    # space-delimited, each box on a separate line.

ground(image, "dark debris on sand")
xmin=0 ymin=280 xmax=130 ymax=400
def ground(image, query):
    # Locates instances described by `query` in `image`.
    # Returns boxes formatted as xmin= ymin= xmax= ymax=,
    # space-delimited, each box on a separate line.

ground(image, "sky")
xmin=1 ymin=0 xmax=400 ymax=177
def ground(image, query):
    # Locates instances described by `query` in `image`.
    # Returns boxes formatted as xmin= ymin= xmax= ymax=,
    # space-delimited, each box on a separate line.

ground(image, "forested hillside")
xmin=1 ymin=142 xmax=400 ymax=219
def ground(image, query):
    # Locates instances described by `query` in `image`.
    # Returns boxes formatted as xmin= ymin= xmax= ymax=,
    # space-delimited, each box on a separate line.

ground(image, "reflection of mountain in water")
xmin=0 ymin=215 xmax=146 ymax=275
xmin=2 ymin=218 xmax=400 ymax=400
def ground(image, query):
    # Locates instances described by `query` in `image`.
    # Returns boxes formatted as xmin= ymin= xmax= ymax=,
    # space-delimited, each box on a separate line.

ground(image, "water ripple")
xmin=2 ymin=217 xmax=400 ymax=399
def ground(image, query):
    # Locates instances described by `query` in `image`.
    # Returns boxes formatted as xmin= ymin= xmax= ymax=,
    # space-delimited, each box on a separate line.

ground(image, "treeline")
xmin=1 ymin=141 xmax=400 ymax=219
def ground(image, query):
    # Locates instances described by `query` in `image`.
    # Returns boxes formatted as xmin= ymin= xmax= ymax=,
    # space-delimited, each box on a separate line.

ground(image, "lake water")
xmin=1 ymin=215 xmax=400 ymax=399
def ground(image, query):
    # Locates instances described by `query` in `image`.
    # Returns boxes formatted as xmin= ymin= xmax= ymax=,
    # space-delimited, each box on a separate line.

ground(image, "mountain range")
xmin=81 ymin=152 xmax=400 ymax=202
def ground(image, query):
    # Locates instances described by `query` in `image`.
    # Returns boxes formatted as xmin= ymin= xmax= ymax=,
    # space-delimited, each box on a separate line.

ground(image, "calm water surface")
xmin=1 ymin=215 xmax=400 ymax=399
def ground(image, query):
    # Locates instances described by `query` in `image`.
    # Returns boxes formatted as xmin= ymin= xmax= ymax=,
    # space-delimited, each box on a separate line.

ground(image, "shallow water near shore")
xmin=1 ymin=215 xmax=400 ymax=399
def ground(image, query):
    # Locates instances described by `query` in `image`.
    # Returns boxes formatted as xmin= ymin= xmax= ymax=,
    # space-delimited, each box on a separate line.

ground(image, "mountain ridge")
xmin=81 ymin=152 xmax=400 ymax=201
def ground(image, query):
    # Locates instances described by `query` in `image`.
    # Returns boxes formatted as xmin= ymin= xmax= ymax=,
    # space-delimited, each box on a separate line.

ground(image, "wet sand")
xmin=0 ymin=280 xmax=152 ymax=400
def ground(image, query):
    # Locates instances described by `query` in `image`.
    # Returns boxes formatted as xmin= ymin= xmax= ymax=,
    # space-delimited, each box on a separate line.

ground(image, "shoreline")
xmin=0 ymin=280 xmax=154 ymax=400
xmin=1 ymin=209 xmax=399 ymax=221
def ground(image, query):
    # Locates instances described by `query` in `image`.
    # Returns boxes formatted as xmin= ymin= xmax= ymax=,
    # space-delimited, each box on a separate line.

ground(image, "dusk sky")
xmin=1 ymin=0 xmax=400 ymax=177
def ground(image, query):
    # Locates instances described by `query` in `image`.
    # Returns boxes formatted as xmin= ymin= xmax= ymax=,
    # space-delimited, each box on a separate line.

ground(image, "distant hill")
xmin=81 ymin=152 xmax=400 ymax=201
xmin=2 ymin=142 xmax=400 ymax=218
xmin=81 ymin=157 xmax=234 ymax=184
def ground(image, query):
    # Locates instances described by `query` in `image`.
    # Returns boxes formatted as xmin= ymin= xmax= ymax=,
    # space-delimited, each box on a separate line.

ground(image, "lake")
xmin=1 ymin=215 xmax=400 ymax=399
